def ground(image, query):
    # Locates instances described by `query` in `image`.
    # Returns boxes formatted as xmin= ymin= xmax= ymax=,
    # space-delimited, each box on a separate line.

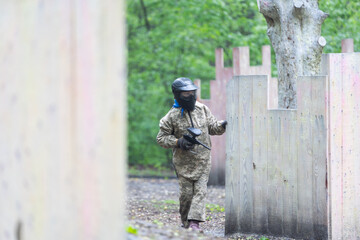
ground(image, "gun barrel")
xmin=183 ymin=134 xmax=211 ymax=151
xmin=198 ymin=141 xmax=211 ymax=150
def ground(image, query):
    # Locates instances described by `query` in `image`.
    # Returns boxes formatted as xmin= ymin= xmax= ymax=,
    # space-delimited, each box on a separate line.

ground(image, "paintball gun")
xmin=183 ymin=127 xmax=211 ymax=150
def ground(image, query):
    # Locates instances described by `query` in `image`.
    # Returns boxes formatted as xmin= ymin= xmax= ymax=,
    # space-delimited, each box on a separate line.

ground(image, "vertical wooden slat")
xmin=288 ymin=111 xmax=298 ymax=235
xmin=322 ymin=53 xmax=343 ymax=240
xmin=280 ymin=110 xmax=297 ymax=236
xmin=268 ymin=77 xmax=279 ymax=109
xmin=311 ymin=76 xmax=328 ymax=239
xmin=252 ymin=75 xmax=269 ymax=233
xmin=341 ymin=53 xmax=359 ymax=240
xmin=296 ymin=76 xmax=314 ymax=238
xmin=341 ymin=39 xmax=354 ymax=53
xmin=238 ymin=76 xmax=254 ymax=232
xmin=225 ymin=77 xmax=241 ymax=234
xmin=73 ymin=1 xmax=126 ymax=239
xmin=352 ymin=56 xmax=360 ymax=240
xmin=267 ymin=110 xmax=283 ymax=235
xmin=352 ymin=55 xmax=360 ymax=240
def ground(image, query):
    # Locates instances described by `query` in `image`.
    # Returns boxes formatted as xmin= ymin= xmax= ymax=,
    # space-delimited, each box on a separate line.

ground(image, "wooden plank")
xmin=288 ymin=111 xmax=298 ymax=235
xmin=232 ymin=47 xmax=250 ymax=75
xmin=268 ymin=77 xmax=278 ymax=109
xmin=0 ymin=1 xmax=126 ymax=240
xmin=310 ymin=76 xmax=328 ymax=239
xmin=74 ymin=1 xmax=126 ymax=239
xmin=251 ymin=75 xmax=269 ymax=233
xmin=296 ymin=76 xmax=314 ymax=238
xmin=352 ymin=55 xmax=360 ymax=240
xmin=238 ymin=76 xmax=254 ymax=232
xmin=322 ymin=53 xmax=343 ymax=240
xmin=261 ymin=45 xmax=272 ymax=75
xmin=225 ymin=77 xmax=241 ymax=234
xmin=341 ymin=39 xmax=354 ymax=53
xmin=280 ymin=110 xmax=297 ymax=237
xmin=341 ymin=53 xmax=359 ymax=240
xmin=267 ymin=110 xmax=283 ymax=235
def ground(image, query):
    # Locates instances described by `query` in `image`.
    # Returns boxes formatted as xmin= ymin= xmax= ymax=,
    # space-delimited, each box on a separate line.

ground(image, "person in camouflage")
xmin=156 ymin=77 xmax=227 ymax=232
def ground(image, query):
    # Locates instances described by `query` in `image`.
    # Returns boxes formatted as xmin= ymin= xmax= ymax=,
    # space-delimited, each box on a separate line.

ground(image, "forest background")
xmin=126 ymin=0 xmax=360 ymax=174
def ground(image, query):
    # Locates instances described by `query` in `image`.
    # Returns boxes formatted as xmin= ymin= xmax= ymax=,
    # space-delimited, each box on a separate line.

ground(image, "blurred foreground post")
xmin=0 ymin=1 xmax=126 ymax=239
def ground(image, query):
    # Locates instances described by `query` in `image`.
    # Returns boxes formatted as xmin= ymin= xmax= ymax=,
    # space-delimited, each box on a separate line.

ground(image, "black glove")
xmin=177 ymin=137 xmax=194 ymax=150
xmin=221 ymin=120 xmax=228 ymax=129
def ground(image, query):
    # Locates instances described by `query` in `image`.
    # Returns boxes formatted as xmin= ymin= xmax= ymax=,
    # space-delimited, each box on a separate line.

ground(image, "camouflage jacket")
xmin=156 ymin=101 xmax=225 ymax=180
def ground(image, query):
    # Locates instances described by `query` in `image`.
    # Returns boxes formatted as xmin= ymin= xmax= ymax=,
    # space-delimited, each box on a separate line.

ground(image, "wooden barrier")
xmin=0 ymin=1 xmax=126 ymax=240
xmin=226 ymin=40 xmax=360 ymax=239
xmin=226 ymin=75 xmax=327 ymax=239
xmin=320 ymin=40 xmax=360 ymax=240
xmin=195 ymin=46 xmax=277 ymax=185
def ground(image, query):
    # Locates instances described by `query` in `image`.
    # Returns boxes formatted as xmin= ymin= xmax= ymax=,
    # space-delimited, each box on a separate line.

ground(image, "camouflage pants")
xmin=178 ymin=173 xmax=209 ymax=227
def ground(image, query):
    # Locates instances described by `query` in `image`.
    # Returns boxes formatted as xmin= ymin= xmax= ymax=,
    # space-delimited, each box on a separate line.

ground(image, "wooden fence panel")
xmin=226 ymin=39 xmax=360 ymax=240
xmin=226 ymin=75 xmax=328 ymax=239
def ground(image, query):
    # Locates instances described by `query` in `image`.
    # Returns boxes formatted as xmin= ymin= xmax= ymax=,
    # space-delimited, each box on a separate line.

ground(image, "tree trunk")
xmin=257 ymin=0 xmax=328 ymax=108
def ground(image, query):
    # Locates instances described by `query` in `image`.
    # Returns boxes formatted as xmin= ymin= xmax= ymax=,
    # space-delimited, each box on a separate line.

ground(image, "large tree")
xmin=258 ymin=0 xmax=328 ymax=108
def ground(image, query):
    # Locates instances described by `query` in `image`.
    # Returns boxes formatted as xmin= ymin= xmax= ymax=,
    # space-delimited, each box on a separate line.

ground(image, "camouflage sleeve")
xmin=156 ymin=113 xmax=178 ymax=148
xmin=204 ymin=105 xmax=226 ymax=136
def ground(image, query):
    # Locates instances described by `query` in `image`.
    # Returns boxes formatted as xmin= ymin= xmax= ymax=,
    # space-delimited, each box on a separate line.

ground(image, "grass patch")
xmin=128 ymin=166 xmax=176 ymax=178
xmin=206 ymin=204 xmax=225 ymax=212
xmin=126 ymin=225 xmax=138 ymax=235
xmin=148 ymin=199 xmax=179 ymax=211
xmin=162 ymin=199 xmax=178 ymax=205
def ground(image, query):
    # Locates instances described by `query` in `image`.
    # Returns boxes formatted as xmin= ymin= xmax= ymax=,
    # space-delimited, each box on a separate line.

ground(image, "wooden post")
xmin=0 ymin=1 xmax=126 ymax=239
xmin=321 ymin=48 xmax=360 ymax=240
xmin=341 ymin=39 xmax=354 ymax=53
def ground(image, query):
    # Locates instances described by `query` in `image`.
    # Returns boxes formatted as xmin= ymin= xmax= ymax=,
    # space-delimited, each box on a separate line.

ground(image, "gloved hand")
xmin=221 ymin=120 xmax=228 ymax=129
xmin=177 ymin=137 xmax=194 ymax=150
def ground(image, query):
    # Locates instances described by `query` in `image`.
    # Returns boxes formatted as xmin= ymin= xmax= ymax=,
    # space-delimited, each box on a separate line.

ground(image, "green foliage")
xmin=128 ymin=166 xmax=176 ymax=178
xmin=127 ymin=0 xmax=360 ymax=168
xmin=152 ymin=219 xmax=164 ymax=227
xmin=126 ymin=225 xmax=138 ymax=235
xmin=320 ymin=1 xmax=360 ymax=53
xmin=162 ymin=199 xmax=179 ymax=205
xmin=206 ymin=203 xmax=225 ymax=212
xmin=127 ymin=0 xmax=268 ymax=167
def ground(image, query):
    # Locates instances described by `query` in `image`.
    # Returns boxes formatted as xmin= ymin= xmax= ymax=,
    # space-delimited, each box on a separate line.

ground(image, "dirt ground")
xmin=126 ymin=178 xmax=295 ymax=240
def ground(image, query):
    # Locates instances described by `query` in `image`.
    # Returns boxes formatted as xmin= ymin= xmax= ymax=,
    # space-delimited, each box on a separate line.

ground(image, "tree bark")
xmin=257 ymin=0 xmax=328 ymax=108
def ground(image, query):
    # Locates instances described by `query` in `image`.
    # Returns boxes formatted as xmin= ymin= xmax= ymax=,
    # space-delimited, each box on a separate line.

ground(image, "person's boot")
xmin=189 ymin=220 xmax=202 ymax=232
xmin=181 ymin=219 xmax=190 ymax=229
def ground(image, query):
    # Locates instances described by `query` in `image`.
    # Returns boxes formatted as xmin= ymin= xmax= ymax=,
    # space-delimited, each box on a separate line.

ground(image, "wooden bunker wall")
xmin=195 ymin=46 xmax=277 ymax=185
xmin=225 ymin=75 xmax=328 ymax=239
xmin=0 ymin=1 xmax=126 ymax=240
xmin=321 ymin=49 xmax=360 ymax=240
xmin=225 ymin=41 xmax=360 ymax=239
